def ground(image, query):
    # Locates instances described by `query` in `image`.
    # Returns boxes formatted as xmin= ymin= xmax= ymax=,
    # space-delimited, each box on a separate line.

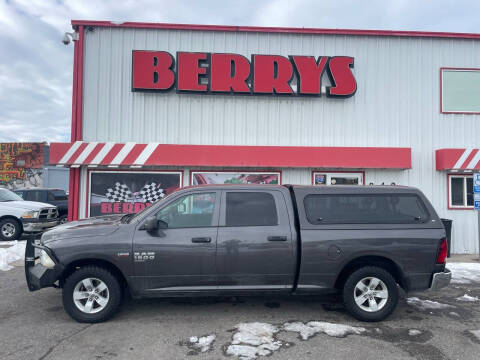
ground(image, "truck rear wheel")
xmin=62 ymin=266 xmax=122 ymax=323
xmin=343 ymin=266 xmax=398 ymax=322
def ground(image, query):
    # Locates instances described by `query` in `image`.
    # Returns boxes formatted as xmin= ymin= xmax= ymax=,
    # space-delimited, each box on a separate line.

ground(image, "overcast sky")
xmin=1 ymin=0 xmax=480 ymax=143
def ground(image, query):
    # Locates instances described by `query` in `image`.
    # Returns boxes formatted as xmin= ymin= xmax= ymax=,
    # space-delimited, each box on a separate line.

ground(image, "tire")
xmin=59 ymin=215 xmax=68 ymax=224
xmin=343 ymin=266 xmax=399 ymax=322
xmin=0 ymin=218 xmax=21 ymax=241
xmin=62 ymin=266 xmax=122 ymax=323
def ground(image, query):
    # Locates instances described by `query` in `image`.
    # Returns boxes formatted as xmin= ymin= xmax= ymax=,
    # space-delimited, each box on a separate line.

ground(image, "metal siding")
xmin=81 ymin=28 xmax=480 ymax=254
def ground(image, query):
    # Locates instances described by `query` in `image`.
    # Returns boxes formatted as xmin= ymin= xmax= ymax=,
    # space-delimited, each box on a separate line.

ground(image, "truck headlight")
xmin=40 ymin=250 xmax=56 ymax=268
xmin=22 ymin=210 xmax=39 ymax=219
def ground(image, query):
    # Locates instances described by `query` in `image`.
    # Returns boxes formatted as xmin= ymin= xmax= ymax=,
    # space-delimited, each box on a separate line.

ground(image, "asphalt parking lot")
xmin=1 ymin=256 xmax=480 ymax=360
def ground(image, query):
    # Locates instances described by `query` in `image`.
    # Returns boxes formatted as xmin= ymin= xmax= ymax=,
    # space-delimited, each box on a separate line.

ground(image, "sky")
xmin=1 ymin=0 xmax=480 ymax=143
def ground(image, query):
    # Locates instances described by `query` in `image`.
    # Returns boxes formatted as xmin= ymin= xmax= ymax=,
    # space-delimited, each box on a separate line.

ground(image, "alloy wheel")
xmin=73 ymin=278 xmax=110 ymax=314
xmin=354 ymin=276 xmax=388 ymax=312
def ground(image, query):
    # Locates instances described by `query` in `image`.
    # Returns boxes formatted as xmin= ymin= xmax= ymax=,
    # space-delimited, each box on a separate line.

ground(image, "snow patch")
xmin=406 ymin=297 xmax=454 ymax=311
xmin=456 ymin=294 xmax=479 ymax=302
xmin=0 ymin=241 xmax=25 ymax=271
xmin=447 ymin=263 xmax=480 ymax=284
xmin=188 ymin=334 xmax=215 ymax=353
xmin=225 ymin=322 xmax=283 ymax=360
xmin=283 ymin=321 xmax=366 ymax=340
xmin=469 ymin=330 xmax=480 ymax=341
xmin=408 ymin=329 xmax=422 ymax=336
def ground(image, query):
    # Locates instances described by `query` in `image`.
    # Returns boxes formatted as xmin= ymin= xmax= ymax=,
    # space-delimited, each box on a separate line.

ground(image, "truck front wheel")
xmin=343 ymin=266 xmax=398 ymax=322
xmin=62 ymin=266 xmax=122 ymax=323
xmin=0 ymin=218 xmax=21 ymax=241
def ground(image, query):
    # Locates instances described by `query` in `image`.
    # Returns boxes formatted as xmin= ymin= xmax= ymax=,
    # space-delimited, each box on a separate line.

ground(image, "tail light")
xmin=436 ymin=237 xmax=448 ymax=264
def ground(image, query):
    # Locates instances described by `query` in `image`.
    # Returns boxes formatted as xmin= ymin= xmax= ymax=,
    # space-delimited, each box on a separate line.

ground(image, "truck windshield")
xmin=0 ymin=189 xmax=23 ymax=202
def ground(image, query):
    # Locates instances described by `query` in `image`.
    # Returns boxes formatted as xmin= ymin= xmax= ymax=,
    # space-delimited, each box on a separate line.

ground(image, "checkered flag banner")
xmin=105 ymin=182 xmax=133 ymax=202
xmin=139 ymin=182 xmax=165 ymax=203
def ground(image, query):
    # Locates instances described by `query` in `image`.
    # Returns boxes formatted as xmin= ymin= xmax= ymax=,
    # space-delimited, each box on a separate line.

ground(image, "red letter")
xmin=177 ymin=52 xmax=208 ymax=92
xmin=113 ymin=202 xmax=121 ymax=213
xmin=326 ymin=56 xmax=357 ymax=97
xmin=291 ymin=56 xmax=328 ymax=95
xmin=101 ymin=203 xmax=112 ymax=214
xmin=210 ymin=54 xmax=251 ymax=93
xmin=132 ymin=51 xmax=175 ymax=90
xmin=122 ymin=202 xmax=133 ymax=213
xmin=134 ymin=203 xmax=145 ymax=213
xmin=253 ymin=55 xmax=293 ymax=94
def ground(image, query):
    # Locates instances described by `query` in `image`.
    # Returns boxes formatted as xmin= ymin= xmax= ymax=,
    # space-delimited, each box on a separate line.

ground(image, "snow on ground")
xmin=456 ymin=294 xmax=479 ymax=302
xmin=406 ymin=297 xmax=454 ymax=311
xmin=469 ymin=330 xmax=480 ymax=341
xmin=225 ymin=322 xmax=283 ymax=360
xmin=408 ymin=329 xmax=422 ymax=336
xmin=188 ymin=334 xmax=216 ymax=353
xmin=447 ymin=262 xmax=480 ymax=284
xmin=283 ymin=321 xmax=366 ymax=340
xmin=0 ymin=241 xmax=25 ymax=271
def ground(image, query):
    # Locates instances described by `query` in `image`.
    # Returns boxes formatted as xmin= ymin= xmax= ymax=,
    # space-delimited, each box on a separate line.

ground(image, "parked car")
xmin=25 ymin=184 xmax=451 ymax=323
xmin=0 ymin=188 xmax=59 ymax=241
xmin=14 ymin=188 xmax=68 ymax=224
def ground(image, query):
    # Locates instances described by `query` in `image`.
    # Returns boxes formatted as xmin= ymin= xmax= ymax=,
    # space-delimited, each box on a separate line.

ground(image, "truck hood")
xmin=41 ymin=214 xmax=123 ymax=244
xmin=0 ymin=200 xmax=55 ymax=211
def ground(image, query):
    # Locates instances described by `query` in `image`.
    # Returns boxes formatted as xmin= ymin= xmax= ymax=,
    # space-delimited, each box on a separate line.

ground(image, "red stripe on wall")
xmin=83 ymin=143 xmax=106 ymax=164
xmin=460 ymin=149 xmax=479 ymax=169
xmin=99 ymin=143 xmax=126 ymax=165
xmin=143 ymin=144 xmax=411 ymax=169
xmin=120 ymin=143 xmax=148 ymax=165
xmin=65 ymin=142 xmax=89 ymax=164
xmin=435 ymin=149 xmax=467 ymax=170
xmin=49 ymin=142 xmax=73 ymax=164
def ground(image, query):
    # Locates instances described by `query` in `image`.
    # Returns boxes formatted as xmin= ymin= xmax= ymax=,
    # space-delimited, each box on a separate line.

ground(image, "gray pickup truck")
xmin=25 ymin=184 xmax=451 ymax=323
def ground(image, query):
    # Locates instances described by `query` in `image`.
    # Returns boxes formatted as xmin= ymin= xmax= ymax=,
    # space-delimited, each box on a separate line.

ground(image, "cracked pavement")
xmin=1 ymin=264 xmax=480 ymax=360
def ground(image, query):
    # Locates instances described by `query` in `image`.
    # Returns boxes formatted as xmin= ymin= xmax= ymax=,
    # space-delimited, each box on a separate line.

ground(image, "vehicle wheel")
xmin=62 ymin=266 xmax=122 ymax=323
xmin=59 ymin=215 xmax=68 ymax=224
xmin=0 ymin=218 xmax=21 ymax=241
xmin=343 ymin=266 xmax=398 ymax=322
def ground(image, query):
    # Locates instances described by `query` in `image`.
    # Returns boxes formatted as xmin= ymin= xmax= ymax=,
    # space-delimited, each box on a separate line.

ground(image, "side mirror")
xmin=140 ymin=216 xmax=158 ymax=231
xmin=157 ymin=219 xmax=168 ymax=229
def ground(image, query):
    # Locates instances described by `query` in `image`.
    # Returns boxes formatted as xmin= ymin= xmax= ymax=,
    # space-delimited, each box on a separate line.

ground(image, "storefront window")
xmin=191 ymin=171 xmax=280 ymax=185
xmin=88 ymin=171 xmax=182 ymax=217
xmin=449 ymin=175 xmax=474 ymax=208
xmin=313 ymin=172 xmax=363 ymax=185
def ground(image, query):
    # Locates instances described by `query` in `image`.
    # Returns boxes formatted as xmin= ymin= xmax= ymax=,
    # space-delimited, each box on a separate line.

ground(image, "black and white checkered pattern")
xmin=139 ymin=182 xmax=165 ymax=203
xmin=105 ymin=182 xmax=133 ymax=202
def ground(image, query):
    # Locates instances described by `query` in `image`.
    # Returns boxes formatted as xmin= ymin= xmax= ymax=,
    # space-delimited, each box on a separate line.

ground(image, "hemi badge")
xmin=117 ymin=252 xmax=130 ymax=257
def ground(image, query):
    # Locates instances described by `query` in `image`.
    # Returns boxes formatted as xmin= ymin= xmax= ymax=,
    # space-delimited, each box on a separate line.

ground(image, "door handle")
xmin=191 ymin=237 xmax=212 ymax=243
xmin=267 ymin=236 xmax=287 ymax=242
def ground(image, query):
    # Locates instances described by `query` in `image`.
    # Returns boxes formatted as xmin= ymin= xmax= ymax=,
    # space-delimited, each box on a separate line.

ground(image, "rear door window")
xmin=304 ymin=194 xmax=429 ymax=224
xmin=225 ymin=192 xmax=278 ymax=226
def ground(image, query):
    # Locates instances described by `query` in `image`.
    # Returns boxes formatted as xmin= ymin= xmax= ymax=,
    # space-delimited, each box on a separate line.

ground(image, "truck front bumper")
xmin=22 ymin=219 xmax=59 ymax=233
xmin=429 ymin=268 xmax=452 ymax=291
xmin=25 ymin=238 xmax=63 ymax=291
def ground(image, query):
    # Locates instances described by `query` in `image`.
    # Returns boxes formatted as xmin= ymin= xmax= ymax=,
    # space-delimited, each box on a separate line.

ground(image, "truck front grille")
xmin=39 ymin=208 xmax=58 ymax=219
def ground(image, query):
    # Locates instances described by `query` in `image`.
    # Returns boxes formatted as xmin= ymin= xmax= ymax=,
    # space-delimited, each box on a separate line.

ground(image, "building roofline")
xmin=71 ymin=20 xmax=480 ymax=40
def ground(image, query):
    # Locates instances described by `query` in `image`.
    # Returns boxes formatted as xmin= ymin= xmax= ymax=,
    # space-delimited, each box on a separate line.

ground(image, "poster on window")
xmin=191 ymin=171 xmax=280 ymax=185
xmin=89 ymin=171 xmax=182 ymax=217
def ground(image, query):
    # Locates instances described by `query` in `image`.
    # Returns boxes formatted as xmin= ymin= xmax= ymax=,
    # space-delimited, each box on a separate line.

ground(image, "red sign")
xmin=132 ymin=51 xmax=356 ymax=97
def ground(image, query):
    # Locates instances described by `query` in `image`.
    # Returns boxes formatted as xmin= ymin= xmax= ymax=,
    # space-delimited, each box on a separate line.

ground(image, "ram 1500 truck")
xmin=25 ymin=184 xmax=451 ymax=323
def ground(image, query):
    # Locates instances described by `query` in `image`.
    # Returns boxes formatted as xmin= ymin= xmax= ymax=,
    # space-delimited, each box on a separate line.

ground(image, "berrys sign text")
xmin=132 ymin=51 xmax=357 ymax=97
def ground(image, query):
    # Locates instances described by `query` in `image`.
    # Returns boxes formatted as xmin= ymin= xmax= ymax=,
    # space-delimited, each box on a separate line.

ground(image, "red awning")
xmin=436 ymin=148 xmax=480 ymax=171
xmin=49 ymin=142 xmax=411 ymax=169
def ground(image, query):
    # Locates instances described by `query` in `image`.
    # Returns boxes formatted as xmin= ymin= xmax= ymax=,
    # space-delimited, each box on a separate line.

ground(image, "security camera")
xmin=62 ymin=32 xmax=79 ymax=45
xmin=62 ymin=33 xmax=71 ymax=45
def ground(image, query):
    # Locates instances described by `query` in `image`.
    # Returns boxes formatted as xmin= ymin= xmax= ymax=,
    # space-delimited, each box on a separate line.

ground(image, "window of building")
xmin=156 ymin=192 xmax=216 ymax=228
xmin=449 ymin=175 xmax=474 ymax=208
xmin=191 ymin=171 xmax=280 ymax=185
xmin=441 ymin=68 xmax=480 ymax=113
xmin=225 ymin=192 xmax=278 ymax=227
xmin=304 ymin=194 xmax=429 ymax=224
xmin=313 ymin=172 xmax=364 ymax=185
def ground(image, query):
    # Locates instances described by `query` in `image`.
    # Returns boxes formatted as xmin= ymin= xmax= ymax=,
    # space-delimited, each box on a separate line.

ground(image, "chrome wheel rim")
xmin=60 ymin=217 xmax=68 ymax=224
xmin=73 ymin=278 xmax=109 ymax=314
xmin=354 ymin=277 xmax=388 ymax=312
xmin=1 ymin=223 xmax=16 ymax=238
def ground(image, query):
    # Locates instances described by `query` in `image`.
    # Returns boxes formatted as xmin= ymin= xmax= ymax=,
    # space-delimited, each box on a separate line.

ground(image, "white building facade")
xmin=51 ymin=21 xmax=480 ymax=254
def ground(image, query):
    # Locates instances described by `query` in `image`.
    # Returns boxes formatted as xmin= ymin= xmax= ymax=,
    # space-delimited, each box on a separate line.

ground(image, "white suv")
xmin=0 ymin=188 xmax=59 ymax=241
